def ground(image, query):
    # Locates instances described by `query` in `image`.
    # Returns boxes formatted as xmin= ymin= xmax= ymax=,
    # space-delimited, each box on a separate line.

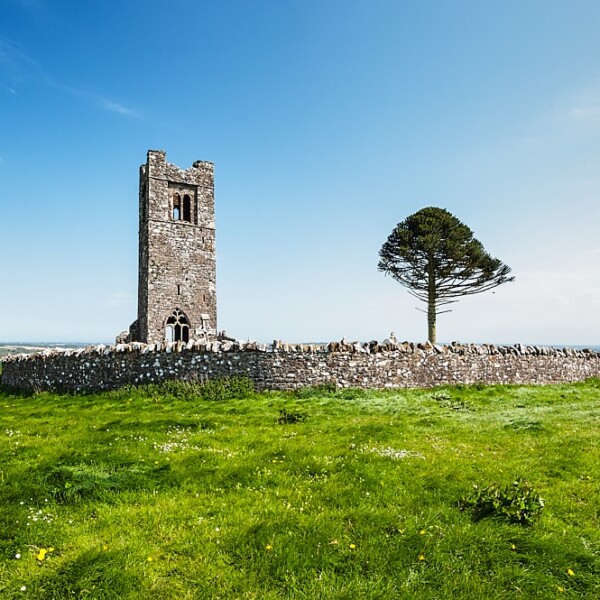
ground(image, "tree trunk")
xmin=427 ymin=265 xmax=436 ymax=344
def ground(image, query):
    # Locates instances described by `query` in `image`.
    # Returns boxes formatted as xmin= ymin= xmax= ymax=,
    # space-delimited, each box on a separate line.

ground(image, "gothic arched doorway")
xmin=165 ymin=309 xmax=190 ymax=343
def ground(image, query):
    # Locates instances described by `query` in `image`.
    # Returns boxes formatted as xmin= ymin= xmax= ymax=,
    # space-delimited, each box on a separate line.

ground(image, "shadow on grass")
xmin=33 ymin=549 xmax=141 ymax=599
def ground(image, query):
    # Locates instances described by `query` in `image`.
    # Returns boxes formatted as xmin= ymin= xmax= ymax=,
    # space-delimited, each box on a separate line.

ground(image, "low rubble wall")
xmin=2 ymin=340 xmax=599 ymax=393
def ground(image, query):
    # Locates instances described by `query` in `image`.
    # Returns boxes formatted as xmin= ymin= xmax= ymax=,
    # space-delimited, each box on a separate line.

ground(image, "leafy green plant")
xmin=276 ymin=408 xmax=308 ymax=424
xmin=46 ymin=464 xmax=130 ymax=503
xmin=460 ymin=478 xmax=545 ymax=525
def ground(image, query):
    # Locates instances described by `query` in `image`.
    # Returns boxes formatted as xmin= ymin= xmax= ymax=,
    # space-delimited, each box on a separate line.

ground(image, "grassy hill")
xmin=1 ymin=380 xmax=599 ymax=598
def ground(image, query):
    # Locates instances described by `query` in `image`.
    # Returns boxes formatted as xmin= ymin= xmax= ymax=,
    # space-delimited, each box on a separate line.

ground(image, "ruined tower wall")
xmin=135 ymin=150 xmax=216 ymax=344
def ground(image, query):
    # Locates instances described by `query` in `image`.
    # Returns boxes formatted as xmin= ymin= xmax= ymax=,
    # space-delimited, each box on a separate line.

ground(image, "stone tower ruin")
xmin=129 ymin=150 xmax=217 ymax=344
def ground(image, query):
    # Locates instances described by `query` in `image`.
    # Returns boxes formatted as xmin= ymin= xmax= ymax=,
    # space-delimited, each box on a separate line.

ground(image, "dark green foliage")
xmin=199 ymin=375 xmax=256 ymax=401
xmin=378 ymin=206 xmax=514 ymax=342
xmin=46 ymin=464 xmax=129 ymax=503
xmin=276 ymin=408 xmax=308 ymax=424
xmin=461 ymin=479 xmax=545 ymax=525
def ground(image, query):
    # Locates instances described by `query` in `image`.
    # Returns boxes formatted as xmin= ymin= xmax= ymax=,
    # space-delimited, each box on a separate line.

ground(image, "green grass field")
xmin=1 ymin=379 xmax=600 ymax=599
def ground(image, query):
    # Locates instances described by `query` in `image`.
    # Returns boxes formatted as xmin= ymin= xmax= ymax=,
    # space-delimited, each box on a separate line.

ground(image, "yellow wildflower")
xmin=567 ymin=568 xmax=575 ymax=576
xmin=418 ymin=554 xmax=425 ymax=561
xmin=147 ymin=556 xmax=153 ymax=562
xmin=265 ymin=544 xmax=273 ymax=552
xmin=419 ymin=529 xmax=426 ymax=535
xmin=349 ymin=543 xmax=356 ymax=549
xmin=36 ymin=548 xmax=48 ymax=561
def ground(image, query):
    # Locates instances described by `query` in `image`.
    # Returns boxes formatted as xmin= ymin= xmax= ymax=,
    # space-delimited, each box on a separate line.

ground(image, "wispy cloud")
xmin=551 ymin=86 xmax=600 ymax=128
xmin=0 ymin=37 xmax=39 ymax=69
xmin=99 ymin=98 xmax=137 ymax=117
xmin=0 ymin=83 xmax=17 ymax=94
xmin=48 ymin=78 xmax=139 ymax=118
xmin=0 ymin=35 xmax=139 ymax=118
xmin=570 ymin=105 xmax=600 ymax=123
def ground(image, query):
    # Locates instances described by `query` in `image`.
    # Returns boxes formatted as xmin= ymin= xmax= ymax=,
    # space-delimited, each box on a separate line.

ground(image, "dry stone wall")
xmin=2 ymin=340 xmax=600 ymax=393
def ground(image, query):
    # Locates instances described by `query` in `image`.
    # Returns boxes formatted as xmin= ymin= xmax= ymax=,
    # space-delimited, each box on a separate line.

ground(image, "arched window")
xmin=183 ymin=194 xmax=192 ymax=222
xmin=172 ymin=194 xmax=181 ymax=220
xmin=165 ymin=308 xmax=190 ymax=343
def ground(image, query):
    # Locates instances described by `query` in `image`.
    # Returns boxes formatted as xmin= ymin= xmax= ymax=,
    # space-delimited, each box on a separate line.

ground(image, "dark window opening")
xmin=173 ymin=194 xmax=181 ymax=220
xmin=183 ymin=194 xmax=192 ymax=222
xmin=177 ymin=284 xmax=181 ymax=295
xmin=165 ymin=308 xmax=190 ymax=343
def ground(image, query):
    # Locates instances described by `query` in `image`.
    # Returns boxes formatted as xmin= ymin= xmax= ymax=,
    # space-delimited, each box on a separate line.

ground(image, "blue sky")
xmin=1 ymin=0 xmax=599 ymax=345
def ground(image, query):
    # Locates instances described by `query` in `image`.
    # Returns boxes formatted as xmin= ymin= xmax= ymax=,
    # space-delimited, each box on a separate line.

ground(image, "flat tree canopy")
xmin=378 ymin=207 xmax=514 ymax=343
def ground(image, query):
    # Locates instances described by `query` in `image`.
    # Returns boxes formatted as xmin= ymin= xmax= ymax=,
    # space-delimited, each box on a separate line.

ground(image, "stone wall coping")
xmin=2 ymin=339 xmax=598 ymax=364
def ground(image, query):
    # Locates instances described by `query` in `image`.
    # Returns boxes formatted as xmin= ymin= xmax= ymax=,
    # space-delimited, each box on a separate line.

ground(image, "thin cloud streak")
xmin=570 ymin=106 xmax=600 ymax=123
xmin=99 ymin=98 xmax=138 ymax=117
xmin=0 ymin=35 xmax=139 ymax=118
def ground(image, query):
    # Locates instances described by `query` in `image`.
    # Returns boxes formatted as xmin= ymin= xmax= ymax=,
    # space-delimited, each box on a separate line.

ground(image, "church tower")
xmin=132 ymin=150 xmax=217 ymax=344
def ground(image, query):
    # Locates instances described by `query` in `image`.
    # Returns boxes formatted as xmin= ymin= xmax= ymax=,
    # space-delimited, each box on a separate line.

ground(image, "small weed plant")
xmin=461 ymin=478 xmax=545 ymax=525
xmin=431 ymin=390 xmax=471 ymax=411
xmin=276 ymin=408 xmax=308 ymax=424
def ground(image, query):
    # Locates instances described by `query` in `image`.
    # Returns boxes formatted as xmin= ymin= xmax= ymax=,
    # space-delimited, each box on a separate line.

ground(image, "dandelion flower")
xmin=511 ymin=544 xmax=517 ymax=551
xmin=36 ymin=548 xmax=48 ymax=561
xmin=567 ymin=568 xmax=575 ymax=576
xmin=265 ymin=544 xmax=273 ymax=552
xmin=147 ymin=556 xmax=153 ymax=562
xmin=418 ymin=554 xmax=425 ymax=561
xmin=419 ymin=529 xmax=426 ymax=535
xmin=557 ymin=587 xmax=565 ymax=593
xmin=349 ymin=543 xmax=356 ymax=549
xmin=15 ymin=553 xmax=21 ymax=559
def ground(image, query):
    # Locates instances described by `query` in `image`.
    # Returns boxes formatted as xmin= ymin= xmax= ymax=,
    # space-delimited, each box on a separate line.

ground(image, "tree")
xmin=378 ymin=207 xmax=514 ymax=343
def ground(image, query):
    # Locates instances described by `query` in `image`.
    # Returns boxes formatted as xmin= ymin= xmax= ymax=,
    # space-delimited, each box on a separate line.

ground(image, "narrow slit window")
xmin=183 ymin=195 xmax=192 ymax=222
xmin=177 ymin=284 xmax=181 ymax=295
xmin=173 ymin=194 xmax=181 ymax=220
